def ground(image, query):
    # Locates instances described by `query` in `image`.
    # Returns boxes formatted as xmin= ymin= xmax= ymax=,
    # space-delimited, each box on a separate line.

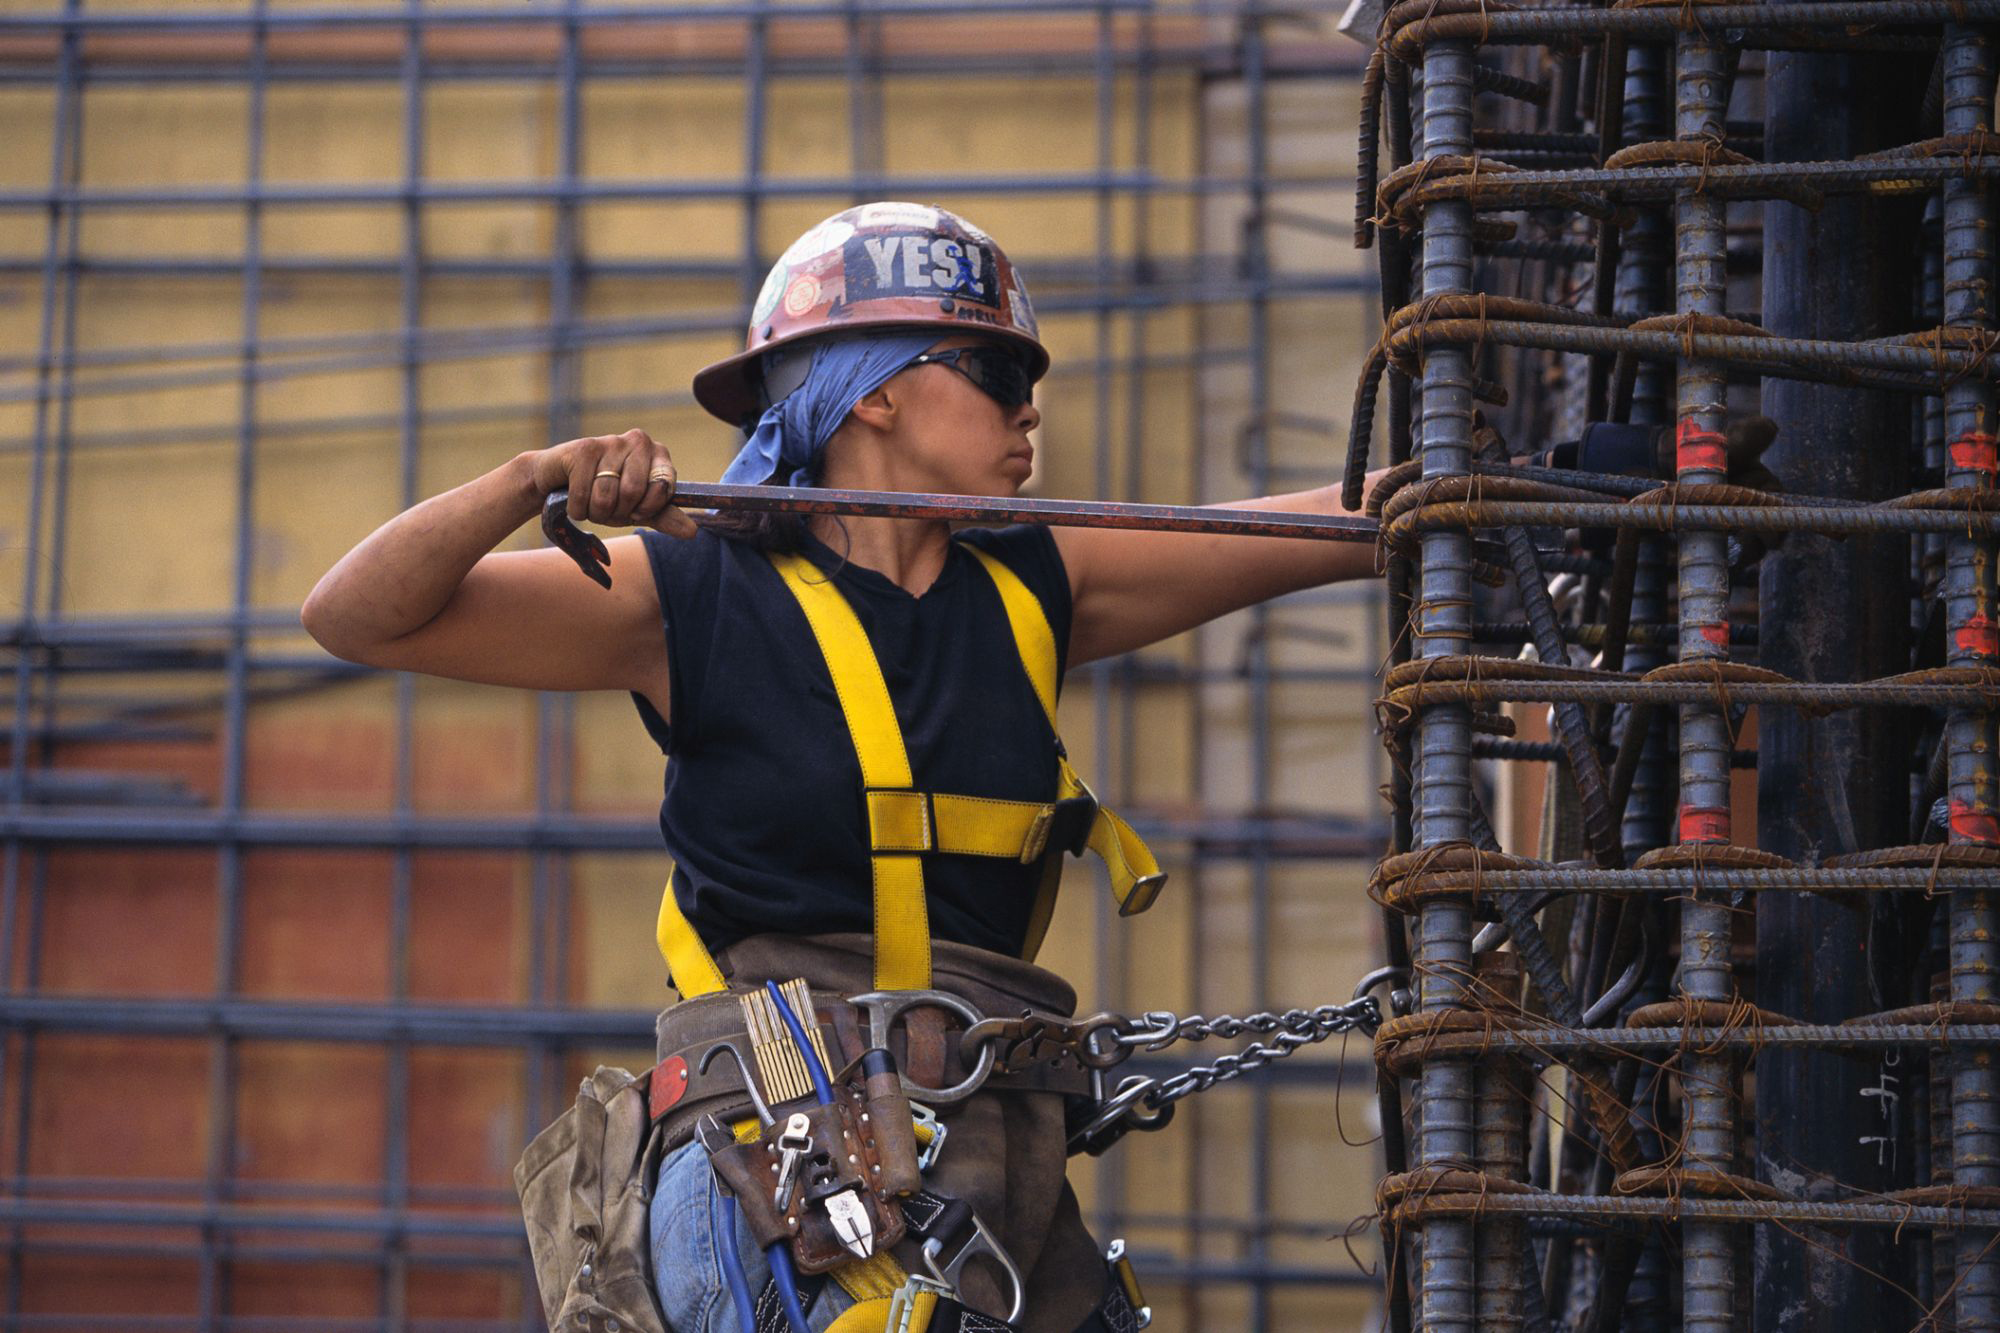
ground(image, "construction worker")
xmin=302 ymin=203 xmax=1380 ymax=1332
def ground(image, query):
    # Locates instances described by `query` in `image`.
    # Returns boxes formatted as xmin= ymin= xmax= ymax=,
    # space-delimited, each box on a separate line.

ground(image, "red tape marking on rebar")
xmin=1679 ymin=805 xmax=1730 ymax=844
xmin=1950 ymin=799 xmax=2000 ymax=846
xmin=1697 ymin=623 xmax=1729 ymax=648
xmin=1676 ymin=420 xmax=1728 ymax=477
xmin=1950 ymin=431 xmax=1999 ymax=477
xmin=1955 ymin=612 xmax=2000 ymax=659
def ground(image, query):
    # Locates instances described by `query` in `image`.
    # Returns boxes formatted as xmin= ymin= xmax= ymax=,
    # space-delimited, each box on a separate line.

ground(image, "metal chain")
xmin=1121 ymin=999 xmax=1384 ymax=1106
xmin=1069 ymin=995 xmax=1385 ymax=1156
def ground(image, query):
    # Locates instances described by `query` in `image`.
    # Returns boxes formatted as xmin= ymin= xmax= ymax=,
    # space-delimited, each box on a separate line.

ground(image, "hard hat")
xmin=692 ymin=202 xmax=1050 ymax=427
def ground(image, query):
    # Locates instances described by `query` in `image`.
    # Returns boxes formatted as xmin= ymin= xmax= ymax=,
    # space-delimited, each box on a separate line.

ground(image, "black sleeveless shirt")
xmin=630 ymin=523 xmax=1073 ymax=958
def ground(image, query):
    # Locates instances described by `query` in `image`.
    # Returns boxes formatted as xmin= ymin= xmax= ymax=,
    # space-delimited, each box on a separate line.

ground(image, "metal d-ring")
xmin=847 ymin=990 xmax=997 ymax=1106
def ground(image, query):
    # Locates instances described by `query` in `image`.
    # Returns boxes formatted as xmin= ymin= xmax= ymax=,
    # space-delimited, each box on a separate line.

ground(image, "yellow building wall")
xmin=0 ymin=11 xmax=1384 ymax=1327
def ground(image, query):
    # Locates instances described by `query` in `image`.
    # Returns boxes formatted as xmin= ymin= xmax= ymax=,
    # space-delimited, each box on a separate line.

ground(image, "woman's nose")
xmin=1014 ymin=400 xmax=1042 ymax=432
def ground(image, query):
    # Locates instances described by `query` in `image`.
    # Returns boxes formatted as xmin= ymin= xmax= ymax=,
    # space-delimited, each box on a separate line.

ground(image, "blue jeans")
xmin=650 ymin=1138 xmax=853 ymax=1333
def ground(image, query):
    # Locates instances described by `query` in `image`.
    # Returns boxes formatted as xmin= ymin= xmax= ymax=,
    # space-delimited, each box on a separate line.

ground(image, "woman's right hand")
xmin=527 ymin=427 xmax=698 ymax=538
xmin=302 ymin=428 xmax=684 ymax=712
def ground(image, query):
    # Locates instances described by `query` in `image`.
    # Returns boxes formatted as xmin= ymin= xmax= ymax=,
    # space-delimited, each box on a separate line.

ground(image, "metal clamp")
xmin=885 ymin=1275 xmax=955 ymax=1333
xmin=848 ymin=990 xmax=997 ymax=1106
xmin=961 ymin=1009 xmax=1131 ymax=1074
xmin=910 ymin=1101 xmax=948 ymax=1173
xmin=1104 ymin=1239 xmax=1152 ymax=1331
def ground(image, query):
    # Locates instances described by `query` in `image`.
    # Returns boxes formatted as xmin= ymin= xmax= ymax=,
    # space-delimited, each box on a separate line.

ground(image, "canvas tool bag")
xmin=515 ymin=1064 xmax=670 ymax=1333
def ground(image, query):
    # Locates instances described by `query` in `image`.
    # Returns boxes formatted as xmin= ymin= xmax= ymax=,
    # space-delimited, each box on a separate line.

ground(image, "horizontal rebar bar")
xmin=1385 ymin=866 xmax=2000 ymax=895
xmin=1382 ymin=0 xmax=2000 ymax=56
xmin=0 ymin=808 xmax=1389 ymax=856
xmin=662 ymin=481 xmax=1380 ymax=540
xmin=1387 ymin=1191 xmax=2000 ymax=1230
xmin=1396 ymin=499 xmax=2000 ymax=539
xmin=0 ymin=0 xmax=1358 ymax=30
xmin=1385 ymin=1024 xmax=2000 ymax=1055
xmin=0 ymin=171 xmax=1349 ymax=211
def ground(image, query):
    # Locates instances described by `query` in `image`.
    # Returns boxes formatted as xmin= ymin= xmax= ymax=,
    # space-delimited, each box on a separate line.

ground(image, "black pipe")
xmin=1754 ymin=40 xmax=1926 ymax=1333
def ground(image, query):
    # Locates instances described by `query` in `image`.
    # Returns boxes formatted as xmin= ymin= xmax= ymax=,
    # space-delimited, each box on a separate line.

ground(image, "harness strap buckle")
xmin=1048 ymin=793 xmax=1100 ymax=858
xmin=1117 ymin=873 xmax=1167 ymax=918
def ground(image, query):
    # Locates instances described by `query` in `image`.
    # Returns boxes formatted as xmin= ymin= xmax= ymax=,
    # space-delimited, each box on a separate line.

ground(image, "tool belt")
xmin=648 ymin=934 xmax=1102 ymax=1155
xmin=658 ymin=933 xmax=1133 ymax=1331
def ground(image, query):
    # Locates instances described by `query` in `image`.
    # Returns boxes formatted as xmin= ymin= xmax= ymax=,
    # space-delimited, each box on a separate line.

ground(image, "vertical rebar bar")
xmin=1475 ymin=951 xmax=1530 ymax=1333
xmin=1414 ymin=31 xmax=1478 ymax=1333
xmin=383 ymin=5 xmax=424 ymax=1327
xmin=1614 ymin=41 xmax=1675 ymax=869
xmin=1241 ymin=15 xmax=1278 ymax=1326
xmin=1942 ymin=22 xmax=2000 ymax=1331
xmin=1937 ymin=970 xmax=1961 ymax=1333
xmin=3 ymin=5 xmax=81 ymax=1318
xmin=1673 ymin=27 xmax=1738 ymax=1333
xmin=1087 ymin=0 xmax=1126 ymax=1250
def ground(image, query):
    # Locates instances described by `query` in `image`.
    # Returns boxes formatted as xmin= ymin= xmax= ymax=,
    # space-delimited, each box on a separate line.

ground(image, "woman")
xmin=303 ymin=203 xmax=1379 ymax=1333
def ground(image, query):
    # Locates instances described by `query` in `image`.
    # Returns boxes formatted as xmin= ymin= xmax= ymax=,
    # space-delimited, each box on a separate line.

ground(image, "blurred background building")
xmin=0 ymin=1 xmax=1390 ymax=1327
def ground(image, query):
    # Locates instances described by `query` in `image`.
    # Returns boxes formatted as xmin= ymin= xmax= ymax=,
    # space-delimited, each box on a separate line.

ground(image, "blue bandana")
xmin=719 ymin=333 xmax=941 ymax=487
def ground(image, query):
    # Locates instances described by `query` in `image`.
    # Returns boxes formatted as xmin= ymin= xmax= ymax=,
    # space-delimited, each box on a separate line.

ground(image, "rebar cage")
xmin=1356 ymin=3 xmax=2000 ymax=1329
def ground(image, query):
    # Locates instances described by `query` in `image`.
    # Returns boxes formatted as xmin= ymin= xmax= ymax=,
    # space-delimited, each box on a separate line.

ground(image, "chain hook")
xmin=1350 ymin=964 xmax=1412 ymax=1019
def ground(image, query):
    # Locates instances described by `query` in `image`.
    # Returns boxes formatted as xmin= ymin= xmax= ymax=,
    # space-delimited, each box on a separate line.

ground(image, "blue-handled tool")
xmin=710 ymin=1187 xmax=759 ymax=1333
xmin=765 ymin=981 xmax=877 ymax=1261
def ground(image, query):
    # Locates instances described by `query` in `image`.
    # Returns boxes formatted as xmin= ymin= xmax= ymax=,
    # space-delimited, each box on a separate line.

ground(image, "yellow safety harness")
xmin=655 ymin=541 xmax=1165 ymax=997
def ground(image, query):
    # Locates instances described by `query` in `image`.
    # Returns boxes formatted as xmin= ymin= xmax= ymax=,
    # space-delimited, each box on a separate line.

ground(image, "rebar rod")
xmin=1941 ymin=22 xmax=2000 ymax=1331
xmin=1413 ymin=30 xmax=1481 ymax=1333
xmin=1672 ymin=29 xmax=1739 ymax=1331
xmin=659 ymin=480 xmax=1381 ymax=539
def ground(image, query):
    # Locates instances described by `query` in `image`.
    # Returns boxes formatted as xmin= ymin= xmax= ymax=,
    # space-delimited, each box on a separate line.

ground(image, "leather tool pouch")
xmin=698 ymin=1088 xmax=909 ymax=1275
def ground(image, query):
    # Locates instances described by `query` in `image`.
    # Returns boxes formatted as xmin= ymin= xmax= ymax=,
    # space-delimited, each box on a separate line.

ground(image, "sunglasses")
xmin=907 ymin=345 xmax=1036 ymax=412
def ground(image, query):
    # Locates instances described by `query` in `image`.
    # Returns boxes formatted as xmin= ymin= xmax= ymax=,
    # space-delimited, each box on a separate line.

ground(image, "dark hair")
xmin=694 ymin=502 xmax=811 ymax=553
xmin=692 ymin=460 xmax=850 ymax=560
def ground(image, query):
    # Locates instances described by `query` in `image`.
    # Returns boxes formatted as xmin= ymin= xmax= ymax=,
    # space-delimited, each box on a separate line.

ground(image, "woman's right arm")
xmin=300 ymin=429 xmax=697 ymax=717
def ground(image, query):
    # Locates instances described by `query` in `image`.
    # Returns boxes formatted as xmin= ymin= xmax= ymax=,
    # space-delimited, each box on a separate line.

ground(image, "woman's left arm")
xmin=1054 ymin=474 xmax=1382 ymax=667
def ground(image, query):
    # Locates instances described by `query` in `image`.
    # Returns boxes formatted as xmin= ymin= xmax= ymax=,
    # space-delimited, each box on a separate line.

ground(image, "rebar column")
xmin=1672 ymin=29 xmax=1739 ymax=1333
xmin=1413 ymin=32 xmax=1480 ymax=1333
xmin=1942 ymin=21 xmax=2000 ymax=1330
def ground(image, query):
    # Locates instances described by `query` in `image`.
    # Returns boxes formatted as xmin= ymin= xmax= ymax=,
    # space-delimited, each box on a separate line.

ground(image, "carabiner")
xmin=921 ymin=1212 xmax=1026 ymax=1326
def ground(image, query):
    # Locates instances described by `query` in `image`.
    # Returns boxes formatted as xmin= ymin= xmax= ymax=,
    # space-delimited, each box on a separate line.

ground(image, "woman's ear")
xmin=846 ymin=383 xmax=898 ymax=433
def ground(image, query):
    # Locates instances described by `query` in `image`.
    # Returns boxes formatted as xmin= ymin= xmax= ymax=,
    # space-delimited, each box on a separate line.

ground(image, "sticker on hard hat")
xmin=782 ymin=273 xmax=822 ymax=317
xmin=855 ymin=201 xmax=940 ymax=231
xmin=751 ymin=263 xmax=788 ymax=324
xmin=1008 ymin=270 xmax=1038 ymax=333
xmin=847 ymin=232 xmax=1000 ymax=307
xmin=781 ymin=217 xmax=856 ymax=266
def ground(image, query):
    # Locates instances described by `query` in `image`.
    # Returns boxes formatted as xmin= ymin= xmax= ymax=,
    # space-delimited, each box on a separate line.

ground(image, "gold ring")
xmin=647 ymin=469 xmax=673 ymax=484
xmin=593 ymin=469 xmax=622 ymax=481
